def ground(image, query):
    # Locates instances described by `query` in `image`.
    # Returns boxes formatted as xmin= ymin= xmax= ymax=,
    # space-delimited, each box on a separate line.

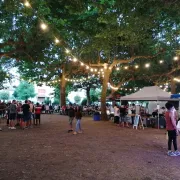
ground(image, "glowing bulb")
xmin=101 ymin=69 xmax=103 ymax=72
xmin=73 ymin=57 xmax=77 ymax=62
xmin=145 ymin=63 xmax=150 ymax=68
xmin=55 ymin=38 xmax=60 ymax=44
xmin=40 ymin=23 xmax=47 ymax=30
xmin=65 ymin=49 xmax=70 ymax=54
xmin=109 ymin=67 xmax=112 ymax=70
xmin=173 ymin=56 xmax=179 ymax=61
xmin=86 ymin=66 xmax=89 ymax=69
xmin=95 ymin=69 xmax=97 ymax=72
xmin=90 ymin=68 xmax=94 ymax=72
xmin=24 ymin=1 xmax=30 ymax=7
xmin=116 ymin=67 xmax=120 ymax=70
xmin=159 ymin=60 xmax=164 ymax=64
xmin=124 ymin=66 xmax=128 ymax=70
xmin=135 ymin=65 xmax=139 ymax=69
xmin=81 ymin=62 xmax=84 ymax=66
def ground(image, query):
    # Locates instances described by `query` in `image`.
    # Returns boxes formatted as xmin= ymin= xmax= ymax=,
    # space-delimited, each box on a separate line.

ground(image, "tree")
xmin=0 ymin=91 xmax=10 ymax=101
xmin=74 ymin=95 xmax=81 ymax=104
xmin=90 ymin=89 xmax=101 ymax=103
xmin=13 ymin=81 xmax=36 ymax=100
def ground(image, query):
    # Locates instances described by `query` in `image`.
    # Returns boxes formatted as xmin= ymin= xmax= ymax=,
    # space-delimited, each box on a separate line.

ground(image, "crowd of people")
xmin=0 ymin=100 xmax=42 ymax=130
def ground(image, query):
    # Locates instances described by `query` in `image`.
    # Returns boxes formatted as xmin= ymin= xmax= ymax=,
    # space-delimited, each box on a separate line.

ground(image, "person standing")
xmin=9 ymin=100 xmax=17 ymax=130
xmin=68 ymin=105 xmax=75 ymax=133
xmin=35 ymin=103 xmax=42 ymax=125
xmin=165 ymin=103 xmax=180 ymax=156
xmin=22 ymin=100 xmax=30 ymax=129
xmin=114 ymin=105 xmax=120 ymax=124
xmin=73 ymin=106 xmax=82 ymax=135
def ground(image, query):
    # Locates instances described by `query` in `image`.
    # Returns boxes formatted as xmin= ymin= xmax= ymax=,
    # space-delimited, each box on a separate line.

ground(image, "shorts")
xmin=23 ymin=113 xmax=30 ymax=122
xmin=10 ymin=113 xmax=16 ymax=120
xmin=35 ymin=114 xmax=40 ymax=119
xmin=121 ymin=116 xmax=126 ymax=122
xmin=69 ymin=117 xmax=74 ymax=125
xmin=17 ymin=113 xmax=23 ymax=119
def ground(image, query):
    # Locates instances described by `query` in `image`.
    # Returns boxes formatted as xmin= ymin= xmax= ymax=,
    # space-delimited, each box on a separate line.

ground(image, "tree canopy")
xmin=13 ymin=81 xmax=36 ymax=100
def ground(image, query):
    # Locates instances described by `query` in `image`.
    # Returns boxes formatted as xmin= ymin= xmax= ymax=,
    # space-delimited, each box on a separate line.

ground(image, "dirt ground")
xmin=0 ymin=114 xmax=180 ymax=180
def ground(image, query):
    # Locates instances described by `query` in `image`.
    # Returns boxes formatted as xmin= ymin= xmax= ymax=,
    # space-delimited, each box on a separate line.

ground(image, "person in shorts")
xmin=9 ymin=100 xmax=17 ymax=130
xmin=22 ymin=100 xmax=30 ymax=129
xmin=35 ymin=103 xmax=42 ymax=125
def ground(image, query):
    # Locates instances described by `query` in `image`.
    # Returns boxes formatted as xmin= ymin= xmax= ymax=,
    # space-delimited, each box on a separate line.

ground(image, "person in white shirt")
xmin=114 ymin=105 xmax=120 ymax=124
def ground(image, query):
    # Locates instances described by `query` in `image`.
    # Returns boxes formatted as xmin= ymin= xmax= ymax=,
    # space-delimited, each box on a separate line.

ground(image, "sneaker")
xmin=73 ymin=132 xmax=77 ymax=135
xmin=11 ymin=127 xmax=16 ymax=130
xmin=167 ymin=151 xmax=177 ymax=156
xmin=0 ymin=128 xmax=2 ymax=131
xmin=8 ymin=127 xmax=11 ymax=129
xmin=174 ymin=150 xmax=180 ymax=156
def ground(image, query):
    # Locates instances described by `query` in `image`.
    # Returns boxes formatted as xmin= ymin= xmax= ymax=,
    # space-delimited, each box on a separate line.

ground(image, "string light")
xmin=159 ymin=60 xmax=164 ymax=64
xmin=135 ymin=65 xmax=139 ymax=69
xmin=174 ymin=78 xmax=180 ymax=82
xmin=55 ymin=38 xmax=60 ymax=44
xmin=86 ymin=66 xmax=89 ymax=69
xmin=173 ymin=56 xmax=179 ymax=61
xmin=101 ymin=69 xmax=103 ymax=72
xmin=116 ymin=67 xmax=120 ymax=70
xmin=65 ymin=49 xmax=70 ymax=54
xmin=24 ymin=1 xmax=30 ymax=7
xmin=124 ymin=66 xmax=128 ymax=70
xmin=81 ymin=62 xmax=84 ymax=66
xmin=73 ymin=57 xmax=77 ymax=62
xmin=90 ymin=68 xmax=94 ymax=72
xmin=40 ymin=23 xmax=48 ymax=30
xmin=145 ymin=63 xmax=150 ymax=68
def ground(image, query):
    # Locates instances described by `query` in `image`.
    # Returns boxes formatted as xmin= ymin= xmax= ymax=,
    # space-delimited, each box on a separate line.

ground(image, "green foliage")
xmin=0 ymin=91 xmax=10 ymax=101
xmin=44 ymin=97 xmax=51 ymax=105
xmin=53 ymin=98 xmax=59 ymax=105
xmin=74 ymin=95 xmax=81 ymax=104
xmin=13 ymin=81 xmax=36 ymax=100
xmin=81 ymin=98 xmax=87 ymax=106
xmin=90 ymin=89 xmax=101 ymax=103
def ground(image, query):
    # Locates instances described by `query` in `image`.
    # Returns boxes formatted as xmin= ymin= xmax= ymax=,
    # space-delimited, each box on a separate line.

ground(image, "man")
xmin=22 ymin=100 xmax=30 ymax=129
xmin=165 ymin=103 xmax=180 ymax=156
xmin=29 ymin=101 xmax=35 ymax=127
xmin=9 ymin=100 xmax=17 ymax=130
xmin=68 ymin=105 xmax=75 ymax=133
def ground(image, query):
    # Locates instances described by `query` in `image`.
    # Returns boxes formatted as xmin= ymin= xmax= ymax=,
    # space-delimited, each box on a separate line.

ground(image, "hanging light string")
xmin=22 ymin=1 xmax=176 ymax=90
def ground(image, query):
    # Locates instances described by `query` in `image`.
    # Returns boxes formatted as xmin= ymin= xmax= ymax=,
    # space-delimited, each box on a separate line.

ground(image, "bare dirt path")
xmin=0 ymin=114 xmax=180 ymax=180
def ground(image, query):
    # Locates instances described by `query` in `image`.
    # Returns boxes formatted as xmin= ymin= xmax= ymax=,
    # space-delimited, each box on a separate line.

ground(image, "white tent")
xmin=121 ymin=86 xmax=171 ymax=101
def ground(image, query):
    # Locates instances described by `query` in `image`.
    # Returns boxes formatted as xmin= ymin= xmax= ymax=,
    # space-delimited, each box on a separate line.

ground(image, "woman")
xmin=165 ymin=103 xmax=180 ymax=156
xmin=73 ymin=106 xmax=82 ymax=135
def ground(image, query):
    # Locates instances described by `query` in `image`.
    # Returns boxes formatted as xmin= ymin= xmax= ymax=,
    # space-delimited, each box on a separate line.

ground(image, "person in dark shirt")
xmin=68 ymin=105 xmax=75 ymax=133
xmin=73 ymin=106 xmax=82 ymax=135
xmin=22 ymin=100 xmax=30 ymax=129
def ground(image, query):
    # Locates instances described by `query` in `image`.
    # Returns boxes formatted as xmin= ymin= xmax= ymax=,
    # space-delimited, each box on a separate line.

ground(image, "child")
xmin=73 ymin=106 xmax=82 ymax=135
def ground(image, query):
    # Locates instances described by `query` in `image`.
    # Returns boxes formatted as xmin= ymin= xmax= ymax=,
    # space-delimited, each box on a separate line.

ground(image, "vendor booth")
xmin=120 ymin=86 xmax=178 ymax=129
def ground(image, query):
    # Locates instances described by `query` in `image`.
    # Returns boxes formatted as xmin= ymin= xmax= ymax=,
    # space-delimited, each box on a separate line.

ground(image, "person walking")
xmin=73 ymin=106 xmax=82 ymax=135
xmin=68 ymin=105 xmax=75 ymax=133
xmin=165 ymin=103 xmax=180 ymax=156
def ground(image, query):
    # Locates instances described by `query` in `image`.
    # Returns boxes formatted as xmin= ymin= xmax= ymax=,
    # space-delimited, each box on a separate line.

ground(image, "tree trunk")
xmin=86 ymin=87 xmax=91 ymax=105
xmin=100 ymin=70 xmax=110 ymax=121
xmin=60 ymin=72 xmax=66 ymax=106
xmin=171 ymin=78 xmax=176 ymax=94
xmin=110 ymin=89 xmax=116 ymax=107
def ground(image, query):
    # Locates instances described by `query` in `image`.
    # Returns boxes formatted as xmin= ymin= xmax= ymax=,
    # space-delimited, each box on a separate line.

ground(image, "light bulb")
xmin=159 ymin=60 xmax=164 ymax=64
xmin=65 ymin=49 xmax=70 ymax=54
xmin=40 ymin=23 xmax=47 ymax=30
xmin=81 ymin=62 xmax=84 ymax=66
xmin=173 ymin=56 xmax=178 ymax=61
xmin=145 ymin=63 xmax=150 ymax=68
xmin=116 ymin=67 xmax=120 ymax=70
xmin=55 ymin=38 xmax=60 ymax=44
xmin=24 ymin=1 xmax=30 ymax=7
xmin=124 ymin=66 xmax=128 ymax=70
xmin=135 ymin=65 xmax=139 ymax=69
xmin=73 ymin=57 xmax=77 ymax=62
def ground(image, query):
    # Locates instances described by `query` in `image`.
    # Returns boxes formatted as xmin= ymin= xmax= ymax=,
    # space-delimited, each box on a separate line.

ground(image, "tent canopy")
xmin=121 ymin=86 xmax=172 ymax=101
